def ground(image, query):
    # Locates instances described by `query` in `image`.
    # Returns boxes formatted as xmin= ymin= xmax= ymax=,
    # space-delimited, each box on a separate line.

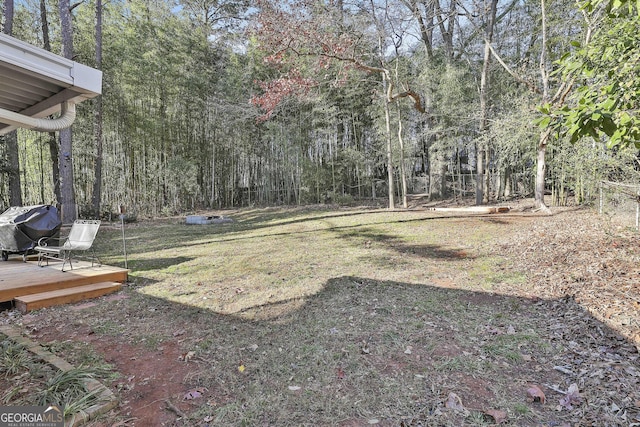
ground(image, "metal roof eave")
xmin=0 ymin=33 xmax=102 ymax=135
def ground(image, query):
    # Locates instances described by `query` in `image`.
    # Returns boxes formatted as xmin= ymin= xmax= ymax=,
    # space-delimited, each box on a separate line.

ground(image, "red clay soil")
xmin=18 ymin=296 xmax=209 ymax=427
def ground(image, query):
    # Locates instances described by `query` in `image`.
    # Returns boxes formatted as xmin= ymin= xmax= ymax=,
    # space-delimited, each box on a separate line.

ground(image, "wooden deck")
xmin=0 ymin=258 xmax=128 ymax=313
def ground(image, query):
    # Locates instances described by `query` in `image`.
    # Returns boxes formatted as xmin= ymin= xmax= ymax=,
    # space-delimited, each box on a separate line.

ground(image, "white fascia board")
xmin=0 ymin=34 xmax=75 ymax=86
xmin=0 ymin=33 xmax=102 ymax=135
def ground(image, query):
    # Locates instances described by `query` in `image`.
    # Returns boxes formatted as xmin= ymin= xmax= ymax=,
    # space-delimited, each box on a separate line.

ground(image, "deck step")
xmin=14 ymin=282 xmax=123 ymax=313
xmin=0 ymin=261 xmax=128 ymax=303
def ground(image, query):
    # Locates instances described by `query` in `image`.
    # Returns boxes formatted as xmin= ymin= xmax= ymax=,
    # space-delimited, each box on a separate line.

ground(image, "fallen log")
xmin=427 ymin=206 xmax=510 ymax=214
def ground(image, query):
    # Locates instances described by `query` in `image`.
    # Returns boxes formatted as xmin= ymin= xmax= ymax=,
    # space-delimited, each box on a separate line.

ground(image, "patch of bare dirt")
xmin=26 ymin=324 xmax=198 ymax=425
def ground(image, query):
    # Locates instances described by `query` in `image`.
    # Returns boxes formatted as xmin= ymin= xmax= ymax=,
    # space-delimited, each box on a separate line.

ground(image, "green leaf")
xmin=602 ymin=116 xmax=617 ymax=136
xmin=537 ymin=116 xmax=551 ymax=128
xmin=606 ymin=134 xmax=620 ymax=148
xmin=538 ymin=103 xmax=552 ymax=115
xmin=570 ymin=131 xmax=581 ymax=144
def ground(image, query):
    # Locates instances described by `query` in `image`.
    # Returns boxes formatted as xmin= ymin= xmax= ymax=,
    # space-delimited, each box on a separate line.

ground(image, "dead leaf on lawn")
xmin=526 ymin=384 xmax=546 ymax=404
xmin=445 ymin=392 xmax=468 ymax=414
xmin=184 ymin=388 xmax=205 ymax=400
xmin=483 ymin=409 xmax=507 ymax=424
xmin=558 ymin=383 xmax=582 ymax=410
xmin=179 ymin=351 xmax=195 ymax=362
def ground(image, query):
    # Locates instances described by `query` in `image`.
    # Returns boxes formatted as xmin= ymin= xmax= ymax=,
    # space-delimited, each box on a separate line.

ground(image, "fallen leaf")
xmin=179 ymin=351 xmax=195 ymax=362
xmin=445 ymin=392 xmax=467 ymax=413
xmin=184 ymin=388 xmax=203 ymax=400
xmin=336 ymin=366 xmax=345 ymax=379
xmin=558 ymin=383 xmax=582 ymax=410
xmin=288 ymin=385 xmax=301 ymax=391
xmin=404 ymin=346 xmax=413 ymax=355
xmin=484 ymin=409 xmax=507 ymax=424
xmin=526 ymin=384 xmax=546 ymax=404
xmin=361 ymin=341 xmax=370 ymax=354
xmin=238 ymin=364 xmax=246 ymax=373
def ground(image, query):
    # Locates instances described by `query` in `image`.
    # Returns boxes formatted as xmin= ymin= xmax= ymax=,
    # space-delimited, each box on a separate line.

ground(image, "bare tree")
xmin=91 ymin=0 xmax=104 ymax=218
xmin=476 ymin=0 xmax=498 ymax=205
xmin=40 ymin=0 xmax=61 ymax=204
xmin=1 ymin=0 xmax=23 ymax=207
xmin=58 ymin=0 xmax=77 ymax=222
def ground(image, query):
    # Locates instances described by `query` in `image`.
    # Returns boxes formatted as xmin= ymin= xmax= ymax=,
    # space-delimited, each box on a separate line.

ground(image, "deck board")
xmin=0 ymin=259 xmax=128 ymax=303
xmin=14 ymin=282 xmax=123 ymax=313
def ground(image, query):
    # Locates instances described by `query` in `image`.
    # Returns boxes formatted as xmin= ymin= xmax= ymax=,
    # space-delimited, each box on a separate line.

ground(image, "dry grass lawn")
xmin=2 ymin=204 xmax=639 ymax=426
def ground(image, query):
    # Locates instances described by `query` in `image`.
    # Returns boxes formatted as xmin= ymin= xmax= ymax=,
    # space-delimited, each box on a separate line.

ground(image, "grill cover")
xmin=0 ymin=205 xmax=61 ymax=253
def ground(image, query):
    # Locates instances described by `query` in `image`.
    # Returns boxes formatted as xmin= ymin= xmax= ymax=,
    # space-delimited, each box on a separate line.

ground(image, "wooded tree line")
xmin=0 ymin=0 xmax=638 ymax=219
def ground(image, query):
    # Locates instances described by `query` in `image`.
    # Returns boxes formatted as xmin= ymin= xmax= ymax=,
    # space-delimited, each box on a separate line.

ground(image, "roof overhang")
xmin=0 ymin=33 xmax=102 ymax=135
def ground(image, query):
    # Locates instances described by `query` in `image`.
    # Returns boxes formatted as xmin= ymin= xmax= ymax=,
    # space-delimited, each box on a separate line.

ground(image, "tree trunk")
xmin=91 ymin=0 xmax=104 ymax=218
xmin=383 ymin=74 xmax=395 ymax=210
xmin=47 ymin=133 xmax=61 ymax=203
xmin=5 ymin=131 xmax=22 ymax=206
xmin=58 ymin=129 xmax=76 ymax=222
xmin=535 ymin=0 xmax=551 ymax=213
xmin=475 ymin=143 xmax=484 ymax=205
xmin=476 ymin=0 xmax=498 ymax=205
xmin=2 ymin=0 xmax=22 ymax=207
xmin=534 ymin=128 xmax=551 ymax=211
xmin=3 ymin=0 xmax=13 ymax=35
xmin=39 ymin=0 xmax=60 ymax=206
xmin=59 ymin=0 xmax=77 ymax=223
xmin=396 ymin=103 xmax=408 ymax=208
xmin=429 ymin=145 xmax=447 ymax=199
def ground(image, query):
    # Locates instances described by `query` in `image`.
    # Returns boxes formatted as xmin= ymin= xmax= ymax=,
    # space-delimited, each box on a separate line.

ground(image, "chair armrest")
xmin=37 ymin=235 xmax=64 ymax=247
xmin=38 ymin=229 xmax=69 ymax=247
